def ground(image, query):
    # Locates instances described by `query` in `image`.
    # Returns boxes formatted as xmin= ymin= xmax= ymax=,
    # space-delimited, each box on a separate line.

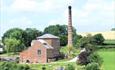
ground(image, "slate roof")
xmin=37 ymin=34 xmax=59 ymax=39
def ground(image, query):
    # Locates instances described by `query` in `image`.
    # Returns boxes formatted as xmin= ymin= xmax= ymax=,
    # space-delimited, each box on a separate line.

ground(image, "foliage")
xmin=76 ymin=35 xmax=92 ymax=48
xmin=60 ymin=46 xmax=78 ymax=59
xmin=44 ymin=24 xmax=77 ymax=46
xmin=2 ymin=28 xmax=42 ymax=53
xmin=4 ymin=38 xmax=25 ymax=53
xmin=88 ymin=52 xmax=103 ymax=66
xmin=24 ymin=28 xmax=42 ymax=47
xmin=111 ymin=28 xmax=115 ymax=31
xmin=85 ymin=44 xmax=96 ymax=54
xmin=77 ymin=34 xmax=105 ymax=48
xmin=85 ymin=62 xmax=100 ymax=70
xmin=60 ymin=46 xmax=68 ymax=56
xmin=91 ymin=34 xmax=105 ymax=45
xmin=2 ymin=28 xmax=26 ymax=52
xmin=42 ymin=65 xmax=46 ymax=70
xmin=2 ymin=28 xmax=26 ymax=45
xmin=65 ymin=64 xmax=75 ymax=70
xmin=0 ymin=62 xmax=31 ymax=70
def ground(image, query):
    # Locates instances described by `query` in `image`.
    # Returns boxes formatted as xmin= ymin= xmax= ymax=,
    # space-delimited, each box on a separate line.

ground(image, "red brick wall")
xmin=20 ymin=40 xmax=47 ymax=63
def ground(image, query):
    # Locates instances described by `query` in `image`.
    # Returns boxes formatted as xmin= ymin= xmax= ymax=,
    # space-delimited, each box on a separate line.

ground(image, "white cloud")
xmin=1 ymin=16 xmax=33 ymax=37
xmin=9 ymin=16 xmax=33 ymax=28
xmin=10 ymin=0 xmax=38 ymax=12
xmin=6 ymin=0 xmax=75 ymax=12
xmin=48 ymin=0 xmax=115 ymax=32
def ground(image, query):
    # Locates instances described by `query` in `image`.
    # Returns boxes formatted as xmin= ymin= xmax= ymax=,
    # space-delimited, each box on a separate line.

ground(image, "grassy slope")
xmin=98 ymin=49 xmax=115 ymax=70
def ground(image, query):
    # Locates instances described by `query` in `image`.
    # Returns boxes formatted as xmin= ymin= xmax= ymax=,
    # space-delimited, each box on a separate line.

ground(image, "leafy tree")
xmin=44 ymin=24 xmax=77 ymax=46
xmin=4 ymin=38 xmax=25 ymax=53
xmin=2 ymin=28 xmax=26 ymax=44
xmin=24 ymin=28 xmax=42 ymax=47
xmin=2 ymin=28 xmax=42 ymax=53
xmin=91 ymin=34 xmax=105 ymax=45
xmin=111 ymin=28 xmax=115 ymax=31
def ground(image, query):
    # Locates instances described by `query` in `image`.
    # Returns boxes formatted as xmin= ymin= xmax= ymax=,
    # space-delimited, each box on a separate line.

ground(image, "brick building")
xmin=19 ymin=34 xmax=60 ymax=63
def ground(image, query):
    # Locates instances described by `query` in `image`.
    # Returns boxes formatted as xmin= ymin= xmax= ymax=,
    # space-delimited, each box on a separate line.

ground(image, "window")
xmin=37 ymin=50 xmax=41 ymax=55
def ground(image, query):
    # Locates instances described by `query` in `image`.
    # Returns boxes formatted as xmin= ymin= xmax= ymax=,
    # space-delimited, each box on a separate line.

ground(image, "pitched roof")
xmin=31 ymin=39 xmax=53 ymax=49
xmin=38 ymin=39 xmax=54 ymax=49
xmin=37 ymin=34 xmax=59 ymax=39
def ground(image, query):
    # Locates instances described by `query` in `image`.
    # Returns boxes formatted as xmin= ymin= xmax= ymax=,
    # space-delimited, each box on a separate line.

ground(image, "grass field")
xmin=98 ymin=49 xmax=115 ymax=70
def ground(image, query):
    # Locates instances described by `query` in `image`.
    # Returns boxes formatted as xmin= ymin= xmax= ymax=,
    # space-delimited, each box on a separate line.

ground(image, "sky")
xmin=0 ymin=0 xmax=115 ymax=39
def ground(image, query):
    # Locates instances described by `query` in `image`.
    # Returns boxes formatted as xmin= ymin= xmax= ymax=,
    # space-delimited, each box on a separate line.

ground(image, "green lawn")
xmin=98 ymin=49 xmax=115 ymax=70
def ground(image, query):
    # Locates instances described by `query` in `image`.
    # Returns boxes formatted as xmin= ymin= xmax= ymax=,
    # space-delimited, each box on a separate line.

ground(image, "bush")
xmin=42 ymin=65 xmax=46 ymax=70
xmin=65 ymin=64 xmax=75 ymax=70
xmin=85 ymin=62 xmax=100 ymax=70
xmin=0 ymin=62 xmax=31 ymax=70
xmin=91 ymin=34 xmax=105 ymax=45
xmin=88 ymin=53 xmax=103 ymax=66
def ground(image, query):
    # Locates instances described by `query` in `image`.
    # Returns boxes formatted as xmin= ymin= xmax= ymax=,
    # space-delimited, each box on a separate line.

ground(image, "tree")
xmin=111 ymin=28 xmax=115 ymax=31
xmin=2 ymin=28 xmax=27 ymax=52
xmin=24 ymin=28 xmax=42 ymax=47
xmin=44 ymin=24 xmax=77 ymax=46
xmin=2 ymin=28 xmax=42 ymax=53
xmin=4 ymin=38 xmax=25 ymax=53
xmin=91 ymin=34 xmax=105 ymax=45
xmin=2 ymin=28 xmax=26 ymax=46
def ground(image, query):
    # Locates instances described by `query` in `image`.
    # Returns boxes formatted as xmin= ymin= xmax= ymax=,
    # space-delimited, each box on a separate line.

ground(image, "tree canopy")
xmin=44 ymin=24 xmax=77 ymax=46
xmin=24 ymin=28 xmax=42 ymax=47
xmin=111 ymin=28 xmax=115 ymax=31
xmin=2 ymin=28 xmax=42 ymax=53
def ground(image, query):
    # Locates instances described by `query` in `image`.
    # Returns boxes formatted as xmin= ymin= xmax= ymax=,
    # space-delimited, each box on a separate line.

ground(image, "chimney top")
xmin=68 ymin=6 xmax=72 ymax=9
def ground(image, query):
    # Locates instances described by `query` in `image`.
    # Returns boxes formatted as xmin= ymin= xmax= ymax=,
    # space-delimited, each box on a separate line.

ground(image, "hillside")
xmin=78 ymin=31 xmax=115 ymax=40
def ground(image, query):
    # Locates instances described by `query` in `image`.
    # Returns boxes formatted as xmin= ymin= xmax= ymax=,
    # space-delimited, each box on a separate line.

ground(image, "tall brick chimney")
xmin=68 ymin=6 xmax=73 ymax=48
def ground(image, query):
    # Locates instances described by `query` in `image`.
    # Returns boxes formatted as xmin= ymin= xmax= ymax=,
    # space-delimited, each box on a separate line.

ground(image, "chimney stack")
xmin=68 ymin=6 xmax=73 ymax=47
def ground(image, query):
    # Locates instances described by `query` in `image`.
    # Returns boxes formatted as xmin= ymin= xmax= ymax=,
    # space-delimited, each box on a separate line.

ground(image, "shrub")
xmin=42 ymin=65 xmax=46 ymax=70
xmin=91 ymin=34 xmax=105 ymax=45
xmin=85 ymin=62 xmax=100 ymax=70
xmin=65 ymin=64 xmax=75 ymax=70
xmin=0 ymin=62 xmax=31 ymax=70
xmin=88 ymin=53 xmax=103 ymax=66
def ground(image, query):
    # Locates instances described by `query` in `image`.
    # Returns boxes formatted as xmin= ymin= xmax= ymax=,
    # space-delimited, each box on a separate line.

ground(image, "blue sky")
xmin=0 ymin=0 xmax=115 ymax=39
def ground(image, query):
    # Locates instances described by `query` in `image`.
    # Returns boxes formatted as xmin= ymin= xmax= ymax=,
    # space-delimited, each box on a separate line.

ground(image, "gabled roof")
xmin=37 ymin=34 xmax=59 ymax=39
